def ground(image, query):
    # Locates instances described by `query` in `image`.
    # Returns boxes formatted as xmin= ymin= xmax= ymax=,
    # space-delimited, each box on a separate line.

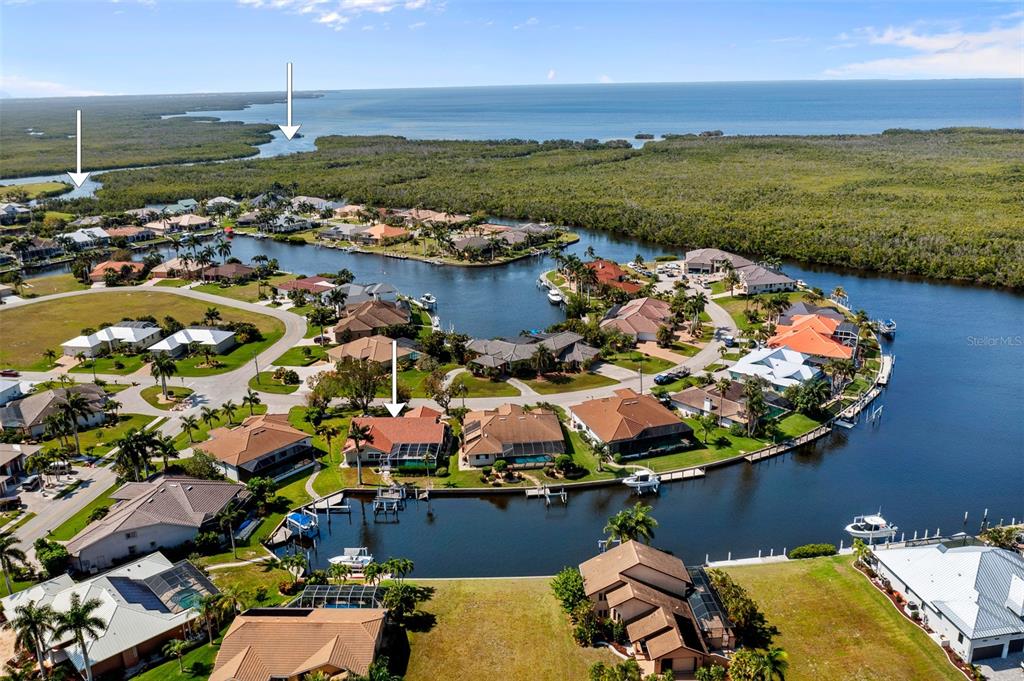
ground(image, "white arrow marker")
xmin=384 ymin=339 xmax=406 ymax=417
xmin=67 ymin=109 xmax=90 ymax=188
xmin=279 ymin=62 xmax=301 ymax=140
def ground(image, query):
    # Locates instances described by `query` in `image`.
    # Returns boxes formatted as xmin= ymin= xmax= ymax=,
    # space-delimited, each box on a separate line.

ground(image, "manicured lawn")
xmin=406 ymin=578 xmax=617 ymax=681
xmin=173 ymin=404 xmax=268 ymax=449
xmin=638 ymin=417 xmax=770 ymax=472
xmin=248 ymin=372 xmax=300 ymax=394
xmin=0 ymin=291 xmax=284 ymax=370
xmin=134 ymin=636 xmax=221 ymax=681
xmin=374 ymin=365 xmax=458 ymax=399
xmin=209 ymin=562 xmax=295 ymax=607
xmin=523 ymin=371 xmax=618 ymax=395
xmin=140 ymin=385 xmax=194 ymax=410
xmin=287 ymin=406 xmax=351 ymax=459
xmin=273 ymin=344 xmax=328 ymax=366
xmin=47 ymin=481 xmax=121 ymax=541
xmin=175 ymin=330 xmax=284 ymax=377
xmin=38 ymin=413 xmax=155 ymax=457
xmin=193 ymin=273 xmax=296 ymax=303
xmin=451 ymin=373 xmax=520 ymax=398
xmin=723 ymin=556 xmax=963 ymax=681
xmin=604 ymin=351 xmax=674 ymax=375
xmin=154 ymin=278 xmax=190 ymax=288
xmin=667 ymin=341 xmax=701 ymax=357
xmin=69 ymin=354 xmax=146 ymax=376
xmin=776 ymin=412 xmax=822 ymax=438
xmin=20 ymin=273 xmax=88 ymax=297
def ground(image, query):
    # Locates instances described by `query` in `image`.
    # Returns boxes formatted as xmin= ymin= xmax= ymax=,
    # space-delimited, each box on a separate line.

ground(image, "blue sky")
xmin=1 ymin=0 xmax=1021 ymax=97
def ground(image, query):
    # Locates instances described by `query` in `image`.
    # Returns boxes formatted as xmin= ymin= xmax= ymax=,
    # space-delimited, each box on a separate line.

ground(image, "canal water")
xmin=162 ymin=231 xmax=1024 ymax=577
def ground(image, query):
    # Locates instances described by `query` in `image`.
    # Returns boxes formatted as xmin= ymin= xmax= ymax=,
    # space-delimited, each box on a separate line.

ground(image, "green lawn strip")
xmin=133 ymin=630 xmax=225 ymax=681
xmin=273 ymin=344 xmax=328 ymax=366
xmin=20 ymin=273 xmax=88 ymax=297
xmin=0 ymin=574 xmax=37 ymax=597
xmin=47 ymin=482 xmax=121 ymax=541
xmin=723 ymin=556 xmax=964 ymax=681
xmin=604 ymin=351 xmax=674 ymax=375
xmin=3 ymin=511 xmax=37 ymax=537
xmin=173 ymin=404 xmax=268 ymax=449
xmin=209 ymin=563 xmax=295 ymax=607
xmin=0 ymin=291 xmax=284 ymax=370
xmin=154 ymin=278 xmax=190 ymax=288
xmin=37 ymin=413 xmax=155 ymax=457
xmin=1 ymin=180 xmax=71 ymax=199
xmin=68 ymin=354 xmax=146 ymax=375
xmin=248 ymin=373 xmax=299 ymax=394
xmin=192 ymin=273 xmax=296 ymax=303
xmin=704 ymin=363 xmax=726 ymax=372
xmin=667 ymin=341 xmax=701 ymax=357
xmin=373 ymin=365 xmax=457 ymax=399
xmin=405 ymin=578 xmax=618 ymax=681
xmin=140 ymin=385 xmax=194 ymax=410
xmin=451 ymin=373 xmax=520 ymax=398
xmin=775 ymin=412 xmax=822 ymax=438
xmin=523 ymin=371 xmax=617 ymax=395
xmin=174 ymin=329 xmax=283 ymax=377
xmin=101 ymin=383 xmax=133 ymax=394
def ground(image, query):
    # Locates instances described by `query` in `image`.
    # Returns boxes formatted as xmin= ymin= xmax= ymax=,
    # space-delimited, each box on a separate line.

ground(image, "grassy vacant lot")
xmin=248 ymin=372 xmax=299 ymax=394
xmin=406 ymin=578 xmax=617 ymax=681
xmin=451 ymin=373 xmax=520 ymax=398
xmin=20 ymin=274 xmax=89 ymax=297
xmin=194 ymin=274 xmax=296 ymax=303
xmin=374 ymin=365 xmax=458 ymax=399
xmin=604 ymin=351 xmax=675 ymax=375
xmin=724 ymin=556 xmax=962 ymax=681
xmin=272 ymin=344 xmax=327 ymax=366
xmin=524 ymin=371 xmax=618 ymax=395
xmin=0 ymin=291 xmax=284 ymax=370
xmin=154 ymin=278 xmax=190 ymax=288
xmin=37 ymin=413 xmax=154 ymax=457
xmin=47 ymin=481 xmax=121 ymax=541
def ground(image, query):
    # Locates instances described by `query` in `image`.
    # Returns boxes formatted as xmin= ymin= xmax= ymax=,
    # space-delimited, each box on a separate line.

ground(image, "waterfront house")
xmin=569 ymin=388 xmax=692 ymax=457
xmin=587 ymin=259 xmax=644 ymax=295
xmin=150 ymin=257 xmax=203 ymax=279
xmin=343 ymin=413 xmax=449 ymax=469
xmin=65 ymin=476 xmax=247 ymax=572
xmin=0 ymin=202 xmax=31 ymax=225
xmin=682 ymin=248 xmax=753 ymax=275
xmin=62 ymin=321 xmax=162 ymax=358
xmin=88 ymin=260 xmax=146 ymax=282
xmin=123 ymin=207 xmax=159 ymax=221
xmin=331 ymin=300 xmax=412 ymax=342
xmin=767 ymin=313 xmax=856 ymax=360
xmin=326 ymin=334 xmax=418 ymax=367
xmin=335 ymin=281 xmax=400 ymax=305
xmin=734 ymin=263 xmax=796 ymax=295
xmin=670 ymin=382 xmax=789 ymax=428
xmin=0 ymin=379 xmax=24 ymax=407
xmin=264 ymin=213 xmax=311 ymax=233
xmin=144 ymin=198 xmax=198 ymax=215
xmin=461 ymin=404 xmax=565 ymax=468
xmin=195 ymin=413 xmax=313 ymax=482
xmin=105 ymin=226 xmax=155 ymax=243
xmin=206 ymin=196 xmax=239 ymax=210
xmin=65 ymin=227 xmax=110 ymax=249
xmin=600 ymin=297 xmax=674 ymax=342
xmin=727 ymin=347 xmax=821 ymax=391
xmin=249 ymin=192 xmax=285 ymax=209
xmin=0 ymin=553 xmax=216 ymax=678
xmin=290 ymin=195 xmax=338 ymax=213
xmin=0 ymin=384 xmax=107 ymax=438
xmin=467 ymin=331 xmax=600 ymax=376
xmin=0 ymin=443 xmax=34 ymax=495
xmin=319 ymin=223 xmax=370 ymax=242
xmin=148 ymin=327 xmax=236 ymax=357
xmin=144 ymin=214 xmax=211 ymax=234
xmin=68 ymin=215 xmax=106 ymax=229
xmin=201 ymin=263 xmax=256 ymax=282
xmin=579 ymin=541 xmax=733 ymax=676
xmin=777 ymin=301 xmax=845 ymax=326
xmin=210 ymin=607 xmax=387 ymax=681
xmin=333 ymin=203 xmax=366 ymax=219
xmin=276 ymin=275 xmax=336 ymax=302
xmin=400 ymin=208 xmax=471 ymax=226
xmin=21 ymin=236 xmax=63 ymax=261
xmin=354 ymin=223 xmax=411 ymax=246
xmin=235 ymin=210 xmax=261 ymax=226
xmin=871 ymin=541 xmax=1024 ymax=663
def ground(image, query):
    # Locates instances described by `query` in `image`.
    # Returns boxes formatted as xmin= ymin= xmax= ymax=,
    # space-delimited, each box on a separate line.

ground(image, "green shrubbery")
xmin=788 ymin=543 xmax=839 ymax=559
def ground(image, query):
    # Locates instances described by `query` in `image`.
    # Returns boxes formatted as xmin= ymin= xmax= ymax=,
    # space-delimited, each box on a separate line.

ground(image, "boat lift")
xmin=525 ymin=485 xmax=568 ymax=506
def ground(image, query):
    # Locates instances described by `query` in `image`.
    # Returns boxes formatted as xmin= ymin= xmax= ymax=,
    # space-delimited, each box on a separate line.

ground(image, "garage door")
xmin=971 ymin=644 xmax=1004 ymax=661
xmin=1009 ymin=638 xmax=1024 ymax=654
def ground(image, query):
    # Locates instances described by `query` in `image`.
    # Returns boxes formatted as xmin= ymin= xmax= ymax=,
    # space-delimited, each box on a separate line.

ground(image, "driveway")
xmin=977 ymin=651 xmax=1024 ymax=681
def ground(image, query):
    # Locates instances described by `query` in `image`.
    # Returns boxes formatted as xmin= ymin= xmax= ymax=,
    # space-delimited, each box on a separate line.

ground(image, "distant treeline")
xmin=0 ymin=92 xmax=318 ymax=177
xmin=74 ymin=128 xmax=1024 ymax=288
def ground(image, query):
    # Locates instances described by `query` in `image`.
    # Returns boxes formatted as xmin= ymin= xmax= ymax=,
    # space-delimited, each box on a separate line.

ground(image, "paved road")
xmin=13 ymin=464 xmax=117 ymax=553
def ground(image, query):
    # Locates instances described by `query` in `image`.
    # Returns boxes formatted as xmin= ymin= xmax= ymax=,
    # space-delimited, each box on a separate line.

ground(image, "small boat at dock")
xmin=875 ymin=319 xmax=897 ymax=337
xmin=623 ymin=468 xmax=660 ymax=495
xmin=420 ymin=292 xmax=437 ymax=309
xmin=845 ymin=513 xmax=897 ymax=541
xmin=329 ymin=547 xmax=374 ymax=568
xmin=547 ymin=290 xmax=564 ymax=305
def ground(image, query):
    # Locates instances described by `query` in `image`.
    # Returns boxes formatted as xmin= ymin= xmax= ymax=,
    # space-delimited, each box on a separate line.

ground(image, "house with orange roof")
xmin=768 ymin=314 xmax=857 ymax=360
xmin=354 ymin=223 xmax=411 ymax=246
xmin=569 ymin=388 xmax=692 ymax=456
xmin=587 ymin=259 xmax=644 ymax=295
xmin=343 ymin=413 xmax=449 ymax=470
xmin=326 ymin=334 xmax=418 ymax=366
xmin=600 ymin=297 xmax=674 ymax=342
xmin=88 ymin=260 xmax=146 ymax=282
xmin=330 ymin=300 xmax=411 ymax=342
xmin=194 ymin=414 xmax=313 ymax=482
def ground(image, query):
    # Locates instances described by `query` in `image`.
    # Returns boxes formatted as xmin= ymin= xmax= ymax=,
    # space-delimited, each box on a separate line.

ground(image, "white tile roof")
xmin=63 ymin=324 xmax=162 ymax=350
xmin=149 ymin=327 xmax=235 ymax=353
xmin=729 ymin=346 xmax=819 ymax=387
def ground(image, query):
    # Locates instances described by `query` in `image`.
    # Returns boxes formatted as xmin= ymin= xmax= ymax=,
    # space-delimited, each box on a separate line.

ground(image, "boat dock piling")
xmin=660 ymin=468 xmax=705 ymax=482
xmin=525 ymin=485 xmax=568 ymax=506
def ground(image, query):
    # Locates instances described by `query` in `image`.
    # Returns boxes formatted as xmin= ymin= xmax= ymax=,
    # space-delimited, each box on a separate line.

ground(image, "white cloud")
xmin=0 ymin=75 xmax=108 ymax=98
xmin=599 ymin=74 xmax=613 ymax=84
xmin=547 ymin=69 xmax=556 ymax=81
xmin=513 ymin=16 xmax=538 ymax=30
xmin=408 ymin=20 xmax=425 ymax=29
xmin=236 ymin=0 xmax=433 ymax=30
xmin=826 ymin=20 xmax=1024 ymax=78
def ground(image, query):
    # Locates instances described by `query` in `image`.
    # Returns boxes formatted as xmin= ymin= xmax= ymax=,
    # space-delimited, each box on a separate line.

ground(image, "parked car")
xmin=0 ymin=369 xmax=19 ymax=377
xmin=723 ymin=335 xmax=736 ymax=348
xmin=653 ymin=373 xmax=675 ymax=385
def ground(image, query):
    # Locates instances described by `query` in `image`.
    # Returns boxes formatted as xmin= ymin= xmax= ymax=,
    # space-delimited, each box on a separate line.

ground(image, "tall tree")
xmin=7 ymin=601 xmax=57 ymax=679
xmin=52 ymin=594 xmax=106 ymax=681
xmin=149 ymin=353 xmax=178 ymax=400
xmin=0 ymin=535 xmax=27 ymax=597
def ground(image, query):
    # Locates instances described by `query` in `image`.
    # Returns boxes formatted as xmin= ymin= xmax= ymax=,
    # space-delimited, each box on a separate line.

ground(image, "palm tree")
xmin=722 ymin=269 xmax=740 ymax=297
xmin=831 ymin=286 xmax=847 ymax=305
xmin=603 ymin=502 xmax=658 ymax=544
xmin=152 ymin=434 xmax=179 ymax=472
xmin=714 ymin=377 xmax=732 ymax=425
xmin=306 ymin=307 xmax=334 ymax=345
xmin=758 ymin=646 xmax=789 ymax=681
xmin=53 ymin=594 xmax=106 ymax=681
xmin=0 ymin=536 xmax=26 ymax=597
xmin=280 ymin=553 xmax=307 ymax=584
xmin=328 ymin=562 xmax=351 ymax=585
xmin=149 ymin=353 xmax=178 ymax=400
xmin=531 ymin=343 xmax=556 ymax=376
xmin=7 ymin=601 xmax=57 ymax=679
xmin=200 ymin=406 xmax=219 ymax=429
xmin=217 ymin=508 xmax=243 ymax=558
xmin=42 ymin=349 xmax=57 ymax=368
xmin=315 ymin=423 xmax=340 ymax=462
xmin=215 ymin=238 xmax=232 ymax=264
xmin=59 ymin=391 xmax=91 ymax=456
xmin=217 ymin=585 xmax=247 ymax=619
xmin=241 ymin=389 xmax=262 ymax=417
xmin=220 ymin=400 xmax=238 ymax=424
xmin=347 ymin=422 xmax=374 ymax=485
xmin=324 ymin=286 xmax=348 ymax=317
xmin=697 ymin=413 xmax=718 ymax=445
xmin=162 ymin=638 xmax=188 ymax=673
xmin=203 ymin=306 xmax=222 ymax=326
xmin=852 ymin=538 xmax=871 ymax=567
xmin=181 ymin=415 xmax=199 ymax=443
xmin=362 ymin=561 xmax=383 ymax=586
xmin=197 ymin=594 xmax=223 ymax=643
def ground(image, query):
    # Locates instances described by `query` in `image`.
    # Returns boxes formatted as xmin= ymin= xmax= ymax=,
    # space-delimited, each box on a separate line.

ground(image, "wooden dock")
xmin=660 ymin=468 xmax=706 ymax=482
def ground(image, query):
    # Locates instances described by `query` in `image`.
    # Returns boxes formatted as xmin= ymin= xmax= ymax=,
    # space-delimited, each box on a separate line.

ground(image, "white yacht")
xmin=547 ymin=290 xmax=564 ymax=305
xmin=420 ymin=292 xmax=437 ymax=309
xmin=623 ymin=469 xmax=660 ymax=495
xmin=845 ymin=514 xmax=898 ymax=541
xmin=328 ymin=547 xmax=374 ymax=569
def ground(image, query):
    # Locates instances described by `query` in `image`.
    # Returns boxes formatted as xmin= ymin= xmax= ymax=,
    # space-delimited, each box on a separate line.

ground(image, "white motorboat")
xmin=420 ymin=292 xmax=437 ymax=309
xmin=547 ymin=290 xmax=564 ymax=305
xmin=845 ymin=514 xmax=898 ymax=541
xmin=623 ymin=469 xmax=660 ymax=495
xmin=328 ymin=547 xmax=374 ymax=569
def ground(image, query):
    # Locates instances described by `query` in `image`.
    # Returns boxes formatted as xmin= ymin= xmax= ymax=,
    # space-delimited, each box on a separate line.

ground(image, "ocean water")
xmin=183 ymin=79 xmax=1024 ymax=157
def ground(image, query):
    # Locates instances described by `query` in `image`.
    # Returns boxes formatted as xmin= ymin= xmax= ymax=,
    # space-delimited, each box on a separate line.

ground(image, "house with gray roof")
xmin=65 ymin=476 xmax=247 ymax=572
xmin=0 ymin=384 xmax=107 ymax=438
xmin=467 ymin=332 xmax=600 ymax=376
xmin=873 ymin=540 xmax=1024 ymax=663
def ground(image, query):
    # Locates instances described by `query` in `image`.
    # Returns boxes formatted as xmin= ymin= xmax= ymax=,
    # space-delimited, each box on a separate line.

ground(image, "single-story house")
xmin=195 ymin=413 xmax=313 ymax=482
xmin=0 ymin=384 xmax=107 ymax=438
xmin=15 ymin=236 xmax=63 ymax=261
xmin=235 ymin=210 xmax=261 ymax=226
xmin=467 ymin=331 xmax=600 ymax=376
xmin=88 ymin=260 xmax=146 ymax=282
xmin=263 ymin=213 xmax=311 ymax=233
xmin=872 ymin=541 xmax=1024 ymax=663
xmin=62 ymin=321 xmax=163 ymax=358
xmin=319 ymin=223 xmax=370 ymax=242
xmin=326 ymin=335 xmax=418 ymax=367
xmin=201 ymin=263 xmax=256 ymax=282
xmin=206 ymin=196 xmax=239 ymax=210
xmin=569 ymin=388 xmax=691 ymax=457
xmin=0 ymin=443 xmax=34 ymax=495
xmin=290 ymin=196 xmax=339 ymax=213
xmin=0 ymin=379 xmax=24 ymax=407
xmin=333 ymin=203 xmax=365 ymax=219
xmin=587 ymin=259 xmax=644 ymax=295
xmin=735 ymin=263 xmax=796 ymax=295
xmin=150 ymin=257 xmax=203 ymax=279
xmin=0 ymin=202 xmax=31 ymax=225
xmin=579 ymin=541 xmax=733 ymax=676
xmin=768 ymin=313 xmax=857 ymax=360
xmin=728 ymin=346 xmax=821 ymax=391
xmin=682 ymin=248 xmax=753 ymax=275
xmin=65 ymin=476 xmax=247 ymax=572
xmin=276 ymin=276 xmax=336 ymax=303
xmin=210 ymin=607 xmax=387 ymax=681
xmin=68 ymin=215 xmax=106 ymax=228
xmin=354 ymin=223 xmax=411 ymax=246
xmin=461 ymin=404 xmax=565 ymax=468
xmin=399 ymin=208 xmax=470 ymax=225
xmin=144 ymin=214 xmax=211 ymax=234
xmin=600 ymin=297 xmax=674 ymax=342
xmin=670 ymin=381 xmax=789 ymax=427
xmin=335 ymin=281 xmax=400 ymax=305
xmin=64 ymin=227 xmax=110 ymax=249
xmin=148 ymin=327 xmax=236 ymax=357
xmin=104 ymin=226 xmax=155 ymax=243
xmin=331 ymin=300 xmax=411 ymax=342
xmin=344 ymin=413 xmax=449 ymax=468
xmin=146 ymin=198 xmax=198 ymax=215
xmin=778 ymin=301 xmax=845 ymax=326
xmin=0 ymin=553 xmax=217 ymax=678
